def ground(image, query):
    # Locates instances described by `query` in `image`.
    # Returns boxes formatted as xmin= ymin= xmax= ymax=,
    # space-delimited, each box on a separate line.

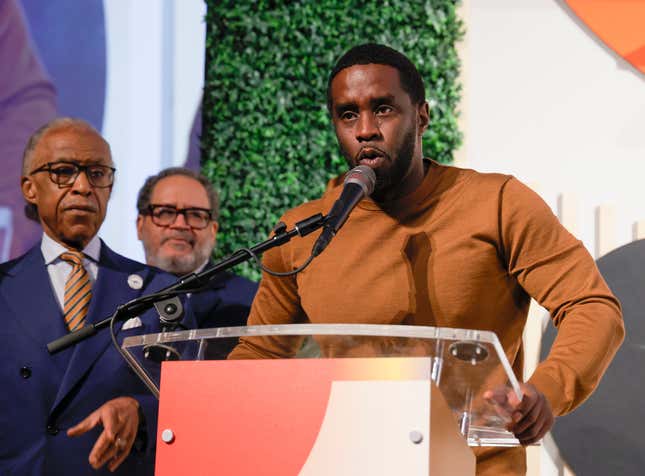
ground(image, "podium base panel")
xmin=430 ymin=384 xmax=476 ymax=475
xmin=156 ymin=358 xmax=475 ymax=475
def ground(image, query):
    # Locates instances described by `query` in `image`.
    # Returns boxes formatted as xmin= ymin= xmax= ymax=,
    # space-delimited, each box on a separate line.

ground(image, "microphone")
xmin=312 ymin=165 xmax=376 ymax=257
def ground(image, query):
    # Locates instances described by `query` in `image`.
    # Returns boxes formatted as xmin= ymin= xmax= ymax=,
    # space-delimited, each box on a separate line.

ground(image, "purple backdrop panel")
xmin=0 ymin=0 xmax=106 ymax=260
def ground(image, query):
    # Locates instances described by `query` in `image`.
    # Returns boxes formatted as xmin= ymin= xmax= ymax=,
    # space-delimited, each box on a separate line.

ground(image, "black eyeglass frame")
xmin=29 ymin=161 xmax=116 ymax=189
xmin=143 ymin=204 xmax=214 ymax=230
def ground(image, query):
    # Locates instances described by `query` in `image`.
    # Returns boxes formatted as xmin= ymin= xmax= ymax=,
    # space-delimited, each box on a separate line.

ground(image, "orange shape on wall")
xmin=565 ymin=0 xmax=645 ymax=74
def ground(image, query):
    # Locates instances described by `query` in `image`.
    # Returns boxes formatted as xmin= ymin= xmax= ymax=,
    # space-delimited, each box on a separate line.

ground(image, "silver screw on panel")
xmin=161 ymin=429 xmax=175 ymax=444
xmin=409 ymin=430 xmax=424 ymax=444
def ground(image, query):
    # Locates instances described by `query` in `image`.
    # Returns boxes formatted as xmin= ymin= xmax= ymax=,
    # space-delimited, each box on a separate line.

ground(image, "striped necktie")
xmin=59 ymin=251 xmax=92 ymax=331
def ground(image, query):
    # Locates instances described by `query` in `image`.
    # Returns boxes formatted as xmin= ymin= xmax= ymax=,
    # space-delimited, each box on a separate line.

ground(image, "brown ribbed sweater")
xmin=231 ymin=160 xmax=624 ymax=475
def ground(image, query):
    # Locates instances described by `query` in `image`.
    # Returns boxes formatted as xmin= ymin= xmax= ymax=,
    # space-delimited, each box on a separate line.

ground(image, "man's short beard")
xmin=144 ymin=239 xmax=214 ymax=276
xmin=373 ymin=128 xmax=416 ymax=202
xmin=339 ymin=126 xmax=417 ymax=202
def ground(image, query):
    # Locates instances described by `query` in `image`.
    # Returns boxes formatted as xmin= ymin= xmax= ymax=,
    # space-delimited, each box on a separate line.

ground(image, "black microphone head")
xmin=344 ymin=165 xmax=376 ymax=196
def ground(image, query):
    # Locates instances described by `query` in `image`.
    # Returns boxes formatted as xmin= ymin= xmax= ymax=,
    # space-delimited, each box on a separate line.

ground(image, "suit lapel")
xmin=0 ymin=246 xmax=71 ymax=375
xmin=188 ymin=265 xmax=225 ymax=327
xmin=52 ymin=244 xmax=144 ymax=411
xmin=190 ymin=262 xmax=225 ymax=299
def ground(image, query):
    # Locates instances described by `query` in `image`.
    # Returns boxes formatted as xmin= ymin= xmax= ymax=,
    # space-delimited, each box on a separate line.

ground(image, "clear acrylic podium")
xmin=122 ymin=324 xmax=523 ymax=475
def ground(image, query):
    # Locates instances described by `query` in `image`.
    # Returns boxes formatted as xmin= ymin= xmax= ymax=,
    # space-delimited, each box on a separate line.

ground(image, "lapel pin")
xmin=127 ymin=274 xmax=143 ymax=290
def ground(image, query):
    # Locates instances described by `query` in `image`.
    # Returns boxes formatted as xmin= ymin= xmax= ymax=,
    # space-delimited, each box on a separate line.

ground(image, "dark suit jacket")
xmin=0 ymin=241 xmax=193 ymax=476
xmin=188 ymin=268 xmax=257 ymax=359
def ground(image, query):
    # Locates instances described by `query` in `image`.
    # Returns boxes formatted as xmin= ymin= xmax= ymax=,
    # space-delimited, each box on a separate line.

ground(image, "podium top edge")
xmin=122 ymin=323 xmax=501 ymax=346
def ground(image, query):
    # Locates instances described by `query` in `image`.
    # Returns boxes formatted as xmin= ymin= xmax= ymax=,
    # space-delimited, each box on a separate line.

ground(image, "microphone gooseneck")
xmin=312 ymin=165 xmax=376 ymax=257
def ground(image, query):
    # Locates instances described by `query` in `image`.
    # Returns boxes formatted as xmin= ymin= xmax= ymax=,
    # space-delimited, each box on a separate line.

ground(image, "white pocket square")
xmin=122 ymin=317 xmax=143 ymax=330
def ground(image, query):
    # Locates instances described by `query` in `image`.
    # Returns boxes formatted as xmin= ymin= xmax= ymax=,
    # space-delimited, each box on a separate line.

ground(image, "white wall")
xmin=100 ymin=0 xmax=206 ymax=261
xmin=461 ymin=0 xmax=645 ymax=258
xmin=461 ymin=1 xmax=645 ymax=474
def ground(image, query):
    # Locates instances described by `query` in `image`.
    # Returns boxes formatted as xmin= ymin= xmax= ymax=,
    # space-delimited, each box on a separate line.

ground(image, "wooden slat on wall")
xmin=632 ymin=220 xmax=645 ymax=240
xmin=557 ymin=193 xmax=579 ymax=237
xmin=595 ymin=205 xmax=616 ymax=259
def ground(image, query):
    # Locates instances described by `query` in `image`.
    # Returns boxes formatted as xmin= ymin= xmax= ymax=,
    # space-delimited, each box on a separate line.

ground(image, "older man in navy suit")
xmin=0 ymin=118 xmax=189 ymax=475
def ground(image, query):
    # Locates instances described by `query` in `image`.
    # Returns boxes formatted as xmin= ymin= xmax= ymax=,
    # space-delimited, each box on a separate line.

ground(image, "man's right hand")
xmin=67 ymin=396 xmax=141 ymax=472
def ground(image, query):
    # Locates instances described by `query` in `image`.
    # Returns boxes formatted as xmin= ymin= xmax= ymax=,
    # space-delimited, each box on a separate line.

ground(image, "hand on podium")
xmin=67 ymin=396 xmax=141 ymax=471
xmin=484 ymin=382 xmax=554 ymax=445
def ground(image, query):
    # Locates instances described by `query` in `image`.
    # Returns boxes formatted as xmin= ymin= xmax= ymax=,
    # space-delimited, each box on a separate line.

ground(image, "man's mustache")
xmin=355 ymin=146 xmax=390 ymax=162
xmin=161 ymin=232 xmax=195 ymax=246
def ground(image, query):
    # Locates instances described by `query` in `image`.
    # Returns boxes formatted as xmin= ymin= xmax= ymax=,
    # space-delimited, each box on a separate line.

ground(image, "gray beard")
xmin=144 ymin=242 xmax=213 ymax=276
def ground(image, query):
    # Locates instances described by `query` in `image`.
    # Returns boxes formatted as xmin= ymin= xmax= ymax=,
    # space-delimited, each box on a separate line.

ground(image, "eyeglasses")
xmin=30 ymin=161 xmax=116 ymax=188
xmin=145 ymin=205 xmax=213 ymax=229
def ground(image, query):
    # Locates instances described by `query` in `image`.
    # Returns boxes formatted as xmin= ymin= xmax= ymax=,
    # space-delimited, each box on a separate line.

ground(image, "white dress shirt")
xmin=41 ymin=233 xmax=101 ymax=311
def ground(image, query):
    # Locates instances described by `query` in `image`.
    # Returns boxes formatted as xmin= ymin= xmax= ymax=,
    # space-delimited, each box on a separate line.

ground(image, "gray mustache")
xmin=161 ymin=233 xmax=194 ymax=245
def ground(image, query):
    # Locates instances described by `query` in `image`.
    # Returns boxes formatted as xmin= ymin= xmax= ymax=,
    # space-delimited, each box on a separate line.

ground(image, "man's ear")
xmin=418 ymin=102 xmax=430 ymax=135
xmin=136 ymin=215 xmax=144 ymax=240
xmin=21 ymin=176 xmax=38 ymax=205
xmin=211 ymin=221 xmax=219 ymax=242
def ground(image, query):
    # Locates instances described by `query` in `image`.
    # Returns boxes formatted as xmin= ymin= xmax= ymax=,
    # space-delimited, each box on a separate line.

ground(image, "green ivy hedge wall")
xmin=202 ymin=0 xmax=463 ymax=280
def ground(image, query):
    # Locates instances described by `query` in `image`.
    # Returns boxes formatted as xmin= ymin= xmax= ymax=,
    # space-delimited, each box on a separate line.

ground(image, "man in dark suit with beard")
xmin=136 ymin=168 xmax=257 ymax=338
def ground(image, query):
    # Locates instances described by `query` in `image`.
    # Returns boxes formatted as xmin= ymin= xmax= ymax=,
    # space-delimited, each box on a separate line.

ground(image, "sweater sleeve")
xmin=228 ymin=222 xmax=307 ymax=360
xmin=498 ymin=177 xmax=624 ymax=416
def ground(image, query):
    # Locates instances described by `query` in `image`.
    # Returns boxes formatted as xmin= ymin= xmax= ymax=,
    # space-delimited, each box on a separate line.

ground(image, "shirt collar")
xmin=194 ymin=259 xmax=211 ymax=274
xmin=41 ymin=232 xmax=102 ymax=265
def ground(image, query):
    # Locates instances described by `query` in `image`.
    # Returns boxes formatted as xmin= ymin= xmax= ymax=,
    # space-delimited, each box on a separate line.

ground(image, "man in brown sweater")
xmin=231 ymin=44 xmax=624 ymax=474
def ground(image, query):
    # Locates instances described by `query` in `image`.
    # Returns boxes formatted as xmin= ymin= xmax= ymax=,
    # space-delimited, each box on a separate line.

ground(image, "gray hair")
xmin=136 ymin=167 xmax=220 ymax=221
xmin=22 ymin=117 xmax=111 ymax=221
